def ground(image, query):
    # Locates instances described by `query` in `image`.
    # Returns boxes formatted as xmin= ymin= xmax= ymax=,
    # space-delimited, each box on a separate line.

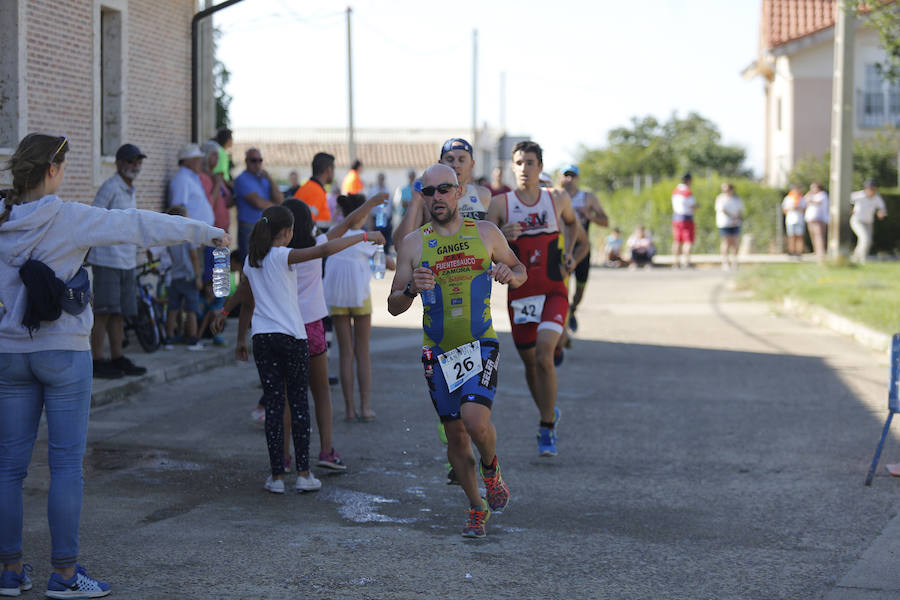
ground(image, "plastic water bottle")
xmin=371 ymin=245 xmax=386 ymax=279
xmin=374 ymin=202 xmax=387 ymax=228
xmin=212 ymin=246 xmax=230 ymax=298
xmin=420 ymin=261 xmax=436 ymax=305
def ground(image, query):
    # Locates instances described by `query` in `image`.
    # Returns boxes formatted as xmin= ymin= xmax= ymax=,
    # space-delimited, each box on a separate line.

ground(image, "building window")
xmin=100 ymin=6 xmax=123 ymax=156
xmin=0 ymin=1 xmax=19 ymax=149
xmin=859 ymin=63 xmax=900 ymax=129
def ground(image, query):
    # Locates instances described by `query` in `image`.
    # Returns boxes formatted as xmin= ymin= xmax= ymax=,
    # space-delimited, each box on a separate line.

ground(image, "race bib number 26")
xmin=438 ymin=341 xmax=482 ymax=393
xmin=510 ymin=294 xmax=546 ymax=324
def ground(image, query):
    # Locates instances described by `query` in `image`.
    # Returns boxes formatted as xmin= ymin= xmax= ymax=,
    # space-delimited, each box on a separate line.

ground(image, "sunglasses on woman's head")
xmin=421 ymin=183 xmax=458 ymax=197
xmin=49 ymin=136 xmax=68 ymax=164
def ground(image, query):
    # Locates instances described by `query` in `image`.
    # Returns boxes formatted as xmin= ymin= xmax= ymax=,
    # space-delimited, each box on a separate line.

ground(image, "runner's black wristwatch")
xmin=403 ymin=280 xmax=417 ymax=298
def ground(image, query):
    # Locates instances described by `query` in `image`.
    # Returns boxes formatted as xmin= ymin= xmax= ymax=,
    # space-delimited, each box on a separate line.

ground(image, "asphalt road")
xmin=18 ymin=267 xmax=900 ymax=599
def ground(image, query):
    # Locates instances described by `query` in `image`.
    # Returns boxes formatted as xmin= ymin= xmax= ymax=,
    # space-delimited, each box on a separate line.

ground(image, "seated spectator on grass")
xmin=604 ymin=227 xmax=625 ymax=268
xmin=627 ymin=225 xmax=655 ymax=269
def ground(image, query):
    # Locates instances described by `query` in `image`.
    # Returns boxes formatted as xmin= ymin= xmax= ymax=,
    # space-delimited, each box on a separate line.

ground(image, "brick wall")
xmin=25 ymin=0 xmax=94 ymax=203
xmin=126 ymin=0 xmax=194 ymax=210
xmin=18 ymin=0 xmax=195 ymax=209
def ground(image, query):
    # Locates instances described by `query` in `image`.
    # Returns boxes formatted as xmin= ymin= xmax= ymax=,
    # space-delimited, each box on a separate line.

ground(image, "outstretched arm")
xmin=327 ymin=193 xmax=389 ymax=240
xmin=288 ymin=230 xmax=385 ymax=264
xmin=393 ymin=189 xmax=427 ymax=243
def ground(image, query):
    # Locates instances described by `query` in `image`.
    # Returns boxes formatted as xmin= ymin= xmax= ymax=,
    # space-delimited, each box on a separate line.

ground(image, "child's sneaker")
xmin=264 ymin=476 xmax=285 ymax=494
xmin=185 ymin=338 xmax=204 ymax=351
xmin=45 ymin=565 xmax=110 ymax=599
xmin=0 ymin=563 xmax=32 ymax=596
xmin=211 ymin=334 xmax=226 ymax=346
xmin=317 ymin=449 xmax=347 ymax=471
xmin=461 ymin=499 xmax=491 ymax=538
xmin=296 ymin=473 xmax=322 ymax=492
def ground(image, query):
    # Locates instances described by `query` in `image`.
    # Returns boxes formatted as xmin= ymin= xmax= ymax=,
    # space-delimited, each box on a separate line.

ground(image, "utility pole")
xmin=499 ymin=71 xmax=506 ymax=133
xmin=828 ymin=1 xmax=855 ymax=258
xmin=346 ymin=6 xmax=356 ymax=164
xmin=472 ymin=29 xmax=478 ymax=152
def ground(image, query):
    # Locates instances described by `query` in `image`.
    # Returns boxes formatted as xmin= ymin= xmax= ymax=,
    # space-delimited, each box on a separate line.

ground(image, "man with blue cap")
xmin=560 ymin=164 xmax=607 ymax=332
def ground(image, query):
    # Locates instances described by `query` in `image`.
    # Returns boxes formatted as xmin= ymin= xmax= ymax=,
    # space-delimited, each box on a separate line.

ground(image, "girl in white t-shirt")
xmin=214 ymin=205 xmax=383 ymax=494
xmin=282 ymin=196 xmax=385 ymax=470
xmin=324 ymin=194 xmax=395 ymax=422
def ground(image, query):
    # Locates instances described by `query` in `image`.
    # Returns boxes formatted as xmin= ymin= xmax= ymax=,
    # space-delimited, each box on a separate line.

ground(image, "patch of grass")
xmin=735 ymin=262 xmax=900 ymax=334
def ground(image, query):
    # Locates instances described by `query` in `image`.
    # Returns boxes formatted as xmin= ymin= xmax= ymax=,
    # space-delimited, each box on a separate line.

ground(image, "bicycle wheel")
xmin=134 ymin=301 xmax=161 ymax=353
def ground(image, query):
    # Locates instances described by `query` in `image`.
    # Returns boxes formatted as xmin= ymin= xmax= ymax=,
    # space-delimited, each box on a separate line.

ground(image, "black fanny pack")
xmin=19 ymin=259 xmax=93 ymax=335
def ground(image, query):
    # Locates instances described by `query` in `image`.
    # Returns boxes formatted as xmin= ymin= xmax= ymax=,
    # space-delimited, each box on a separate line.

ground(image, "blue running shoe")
xmin=568 ymin=311 xmax=578 ymax=332
xmin=553 ymin=347 xmax=564 ymax=367
xmin=0 ymin=564 xmax=32 ymax=596
xmin=537 ymin=427 xmax=558 ymax=457
xmin=46 ymin=565 xmax=110 ymax=599
xmin=553 ymin=406 xmax=561 ymax=438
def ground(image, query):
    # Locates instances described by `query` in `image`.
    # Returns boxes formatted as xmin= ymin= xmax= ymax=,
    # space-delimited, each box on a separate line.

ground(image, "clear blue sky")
xmin=215 ymin=0 xmax=766 ymax=175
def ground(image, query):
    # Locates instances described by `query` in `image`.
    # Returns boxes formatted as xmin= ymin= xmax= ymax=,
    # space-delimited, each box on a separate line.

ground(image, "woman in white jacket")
xmin=0 ymin=134 xmax=229 ymax=598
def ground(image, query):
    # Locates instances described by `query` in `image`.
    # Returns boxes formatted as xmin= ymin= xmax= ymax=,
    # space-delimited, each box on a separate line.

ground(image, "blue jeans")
xmin=0 ymin=351 xmax=93 ymax=568
xmin=237 ymin=221 xmax=254 ymax=263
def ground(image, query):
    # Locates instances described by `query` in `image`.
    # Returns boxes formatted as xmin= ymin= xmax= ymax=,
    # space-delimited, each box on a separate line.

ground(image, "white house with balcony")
xmin=744 ymin=0 xmax=899 ymax=188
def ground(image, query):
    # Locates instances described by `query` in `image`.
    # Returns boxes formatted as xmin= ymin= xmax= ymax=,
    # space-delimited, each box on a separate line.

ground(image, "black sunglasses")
xmin=421 ymin=183 xmax=458 ymax=197
xmin=248 ymin=157 xmax=263 ymax=164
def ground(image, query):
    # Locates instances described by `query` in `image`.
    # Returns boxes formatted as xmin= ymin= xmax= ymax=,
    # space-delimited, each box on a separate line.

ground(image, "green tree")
xmin=577 ymin=112 xmax=748 ymax=192
xmin=849 ymin=0 xmax=900 ymax=82
xmin=213 ymin=27 xmax=232 ymax=129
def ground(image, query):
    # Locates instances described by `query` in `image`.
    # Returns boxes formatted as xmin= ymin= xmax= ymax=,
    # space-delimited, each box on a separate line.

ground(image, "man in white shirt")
xmin=850 ymin=179 xmax=888 ymax=264
xmin=169 ymin=143 xmax=216 ymax=293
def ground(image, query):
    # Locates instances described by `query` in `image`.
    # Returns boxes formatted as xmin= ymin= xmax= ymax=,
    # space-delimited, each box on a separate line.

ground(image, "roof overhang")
xmin=769 ymin=25 xmax=836 ymax=57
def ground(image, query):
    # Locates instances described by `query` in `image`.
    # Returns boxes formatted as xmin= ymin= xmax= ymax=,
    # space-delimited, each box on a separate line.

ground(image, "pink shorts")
xmin=305 ymin=318 xmax=327 ymax=357
xmin=672 ymin=219 xmax=695 ymax=243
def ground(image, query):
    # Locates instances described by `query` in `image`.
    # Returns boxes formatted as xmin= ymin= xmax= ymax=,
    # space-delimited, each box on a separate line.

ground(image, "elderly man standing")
xmin=169 ymin=143 xmax=216 ymax=294
xmin=88 ymin=143 xmax=149 ymax=379
xmin=233 ymin=147 xmax=284 ymax=261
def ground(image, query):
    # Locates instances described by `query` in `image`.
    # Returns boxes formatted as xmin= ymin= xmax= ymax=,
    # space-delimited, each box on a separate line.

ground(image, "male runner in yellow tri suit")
xmin=389 ymin=164 xmax=526 ymax=539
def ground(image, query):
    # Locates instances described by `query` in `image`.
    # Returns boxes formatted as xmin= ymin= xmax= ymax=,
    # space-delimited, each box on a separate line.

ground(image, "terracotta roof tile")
xmin=762 ymin=0 xmax=836 ymax=49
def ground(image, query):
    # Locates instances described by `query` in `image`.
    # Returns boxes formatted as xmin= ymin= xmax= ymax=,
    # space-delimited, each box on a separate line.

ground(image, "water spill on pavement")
xmin=319 ymin=486 xmax=416 ymax=523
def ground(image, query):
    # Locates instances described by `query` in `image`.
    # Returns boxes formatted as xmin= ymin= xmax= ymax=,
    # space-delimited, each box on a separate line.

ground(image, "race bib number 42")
xmin=438 ymin=341 xmax=482 ymax=393
xmin=510 ymin=295 xmax=546 ymax=324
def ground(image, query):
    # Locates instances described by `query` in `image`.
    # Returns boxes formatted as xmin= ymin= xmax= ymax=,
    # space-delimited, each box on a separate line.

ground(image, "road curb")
xmin=782 ymin=296 xmax=891 ymax=355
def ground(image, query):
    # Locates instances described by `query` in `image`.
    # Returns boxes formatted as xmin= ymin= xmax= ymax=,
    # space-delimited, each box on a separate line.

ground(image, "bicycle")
xmin=123 ymin=260 xmax=168 ymax=353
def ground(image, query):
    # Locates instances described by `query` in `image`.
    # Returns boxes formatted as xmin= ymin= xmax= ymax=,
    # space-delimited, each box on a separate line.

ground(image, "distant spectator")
xmin=88 ymin=143 xmax=148 ymax=379
xmin=212 ymin=127 xmax=234 ymax=187
xmin=782 ymin=183 xmax=806 ymax=258
xmin=327 ymin=183 xmax=342 ymax=222
xmin=367 ymin=172 xmax=392 ymax=250
xmin=715 ymin=183 xmax=744 ymax=271
xmin=604 ymin=227 xmax=625 ymax=267
xmin=392 ymin=169 xmax=417 ymax=230
xmin=169 ymin=143 xmax=216 ymax=290
xmin=671 ymin=173 xmax=697 ymax=268
xmin=341 ymin=159 xmax=364 ymax=195
xmin=490 ymin=166 xmax=511 ymax=195
xmin=850 ymin=179 xmax=887 ymax=264
xmin=285 ymin=171 xmax=301 ymax=197
xmin=198 ymin=140 xmax=232 ymax=233
xmin=804 ymin=182 xmax=829 ymax=263
xmin=163 ymin=205 xmax=204 ymax=351
xmin=233 ymin=147 xmax=284 ymax=262
xmin=294 ymin=152 xmax=334 ymax=227
xmin=627 ymin=225 xmax=655 ymax=269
